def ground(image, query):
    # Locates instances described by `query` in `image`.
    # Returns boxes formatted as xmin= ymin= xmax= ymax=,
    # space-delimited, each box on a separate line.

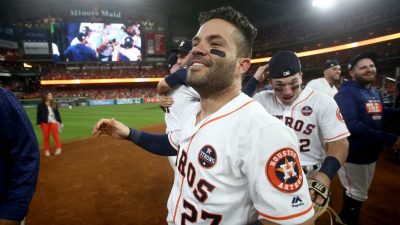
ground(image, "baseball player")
xmin=64 ymin=33 xmax=97 ymax=62
xmin=306 ymin=59 xmax=341 ymax=97
xmin=245 ymin=51 xmax=350 ymax=208
xmin=93 ymin=6 xmax=315 ymax=225
xmin=334 ymin=52 xmax=400 ymax=225
xmin=158 ymin=41 xmax=200 ymax=168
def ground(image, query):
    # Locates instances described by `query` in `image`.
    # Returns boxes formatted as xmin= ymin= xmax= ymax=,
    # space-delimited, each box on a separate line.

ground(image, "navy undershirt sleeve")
xmin=243 ymin=77 xmax=259 ymax=97
xmin=126 ymin=128 xmax=177 ymax=156
xmin=165 ymin=68 xmax=187 ymax=87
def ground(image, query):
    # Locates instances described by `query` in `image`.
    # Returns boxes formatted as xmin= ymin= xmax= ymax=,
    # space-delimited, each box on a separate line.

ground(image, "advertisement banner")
xmin=143 ymin=97 xmax=159 ymax=103
xmin=22 ymin=27 xmax=49 ymax=41
xmin=0 ymin=23 xmax=18 ymax=49
xmin=23 ymin=42 xmax=50 ymax=55
xmin=88 ymin=99 xmax=114 ymax=106
xmin=116 ymin=98 xmax=142 ymax=104
xmin=0 ymin=23 xmax=16 ymax=41
xmin=0 ymin=39 xmax=18 ymax=49
xmin=145 ymin=32 xmax=165 ymax=55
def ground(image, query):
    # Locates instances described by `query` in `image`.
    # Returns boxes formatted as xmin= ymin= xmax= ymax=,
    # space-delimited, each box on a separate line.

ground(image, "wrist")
xmin=319 ymin=156 xmax=341 ymax=180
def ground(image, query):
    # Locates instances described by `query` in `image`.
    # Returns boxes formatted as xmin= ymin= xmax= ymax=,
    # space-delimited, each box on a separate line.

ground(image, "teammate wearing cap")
xmin=93 ymin=6 xmax=315 ymax=224
xmin=158 ymin=41 xmax=200 ymax=168
xmin=335 ymin=52 xmax=400 ymax=225
xmin=64 ymin=33 xmax=97 ymax=62
xmin=245 ymin=51 xmax=349 ymax=215
xmin=306 ymin=59 xmax=341 ymax=97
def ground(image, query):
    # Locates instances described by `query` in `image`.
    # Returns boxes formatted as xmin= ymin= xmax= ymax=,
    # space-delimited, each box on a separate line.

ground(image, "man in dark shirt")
xmin=0 ymin=88 xmax=40 ymax=225
xmin=64 ymin=33 xmax=97 ymax=62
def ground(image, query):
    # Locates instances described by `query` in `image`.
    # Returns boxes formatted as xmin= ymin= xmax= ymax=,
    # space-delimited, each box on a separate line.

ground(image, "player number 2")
xmin=299 ymin=139 xmax=310 ymax=152
xmin=182 ymin=199 xmax=222 ymax=225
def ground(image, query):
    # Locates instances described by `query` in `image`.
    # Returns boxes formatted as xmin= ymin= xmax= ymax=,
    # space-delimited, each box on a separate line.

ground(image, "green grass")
xmin=25 ymin=104 xmax=165 ymax=148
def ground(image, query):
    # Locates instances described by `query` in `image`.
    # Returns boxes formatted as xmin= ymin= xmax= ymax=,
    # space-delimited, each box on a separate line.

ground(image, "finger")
xmin=309 ymin=189 xmax=317 ymax=201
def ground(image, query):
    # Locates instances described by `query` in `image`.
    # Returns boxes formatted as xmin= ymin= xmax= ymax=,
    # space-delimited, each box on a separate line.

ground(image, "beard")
xmin=187 ymin=57 xmax=236 ymax=99
xmin=354 ymin=71 xmax=376 ymax=85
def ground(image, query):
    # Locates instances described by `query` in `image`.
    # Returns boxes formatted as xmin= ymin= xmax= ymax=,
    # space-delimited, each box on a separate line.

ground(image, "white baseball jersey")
xmin=166 ymin=85 xmax=200 ymax=166
xmin=253 ymin=87 xmax=350 ymax=166
xmin=167 ymin=93 xmax=314 ymax=225
xmin=306 ymin=77 xmax=338 ymax=97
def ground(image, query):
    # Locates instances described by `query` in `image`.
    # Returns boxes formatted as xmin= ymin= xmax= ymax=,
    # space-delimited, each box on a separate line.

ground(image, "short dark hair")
xmin=198 ymin=6 xmax=257 ymax=58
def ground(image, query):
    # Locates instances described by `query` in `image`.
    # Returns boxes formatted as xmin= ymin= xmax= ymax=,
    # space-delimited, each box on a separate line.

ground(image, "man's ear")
xmin=238 ymin=58 xmax=251 ymax=75
xmin=349 ymin=70 xmax=355 ymax=80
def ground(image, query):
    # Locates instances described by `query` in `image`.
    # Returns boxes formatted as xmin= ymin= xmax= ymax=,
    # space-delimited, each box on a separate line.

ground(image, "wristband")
xmin=127 ymin=128 xmax=142 ymax=143
xmin=319 ymin=156 xmax=341 ymax=180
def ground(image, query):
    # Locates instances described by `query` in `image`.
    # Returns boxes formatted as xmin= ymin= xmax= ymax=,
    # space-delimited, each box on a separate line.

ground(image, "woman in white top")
xmin=36 ymin=92 xmax=63 ymax=157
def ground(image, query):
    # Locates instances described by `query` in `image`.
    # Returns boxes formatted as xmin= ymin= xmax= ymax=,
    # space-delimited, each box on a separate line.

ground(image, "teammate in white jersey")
xmin=305 ymin=60 xmax=341 ymax=97
xmin=159 ymin=41 xmax=200 ymax=168
xmin=250 ymin=51 xmax=349 ymax=207
xmin=93 ymin=7 xmax=315 ymax=225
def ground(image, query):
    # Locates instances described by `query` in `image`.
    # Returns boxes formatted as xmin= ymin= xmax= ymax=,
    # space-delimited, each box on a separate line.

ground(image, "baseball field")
xmin=25 ymin=104 xmax=165 ymax=147
xmin=23 ymin=103 xmax=400 ymax=225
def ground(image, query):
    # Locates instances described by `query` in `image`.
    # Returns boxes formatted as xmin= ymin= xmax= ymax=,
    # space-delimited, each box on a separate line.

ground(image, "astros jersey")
xmin=253 ymin=87 xmax=350 ymax=166
xmin=165 ymin=85 xmax=200 ymax=166
xmin=167 ymin=93 xmax=314 ymax=225
xmin=306 ymin=77 xmax=338 ymax=97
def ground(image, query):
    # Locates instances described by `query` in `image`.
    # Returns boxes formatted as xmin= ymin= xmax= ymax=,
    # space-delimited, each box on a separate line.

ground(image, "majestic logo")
xmin=336 ymin=108 xmax=345 ymax=123
xmin=291 ymin=196 xmax=304 ymax=207
xmin=283 ymin=71 xmax=290 ymax=76
xmin=198 ymin=145 xmax=217 ymax=169
xmin=301 ymin=106 xmax=313 ymax=116
xmin=265 ymin=148 xmax=303 ymax=193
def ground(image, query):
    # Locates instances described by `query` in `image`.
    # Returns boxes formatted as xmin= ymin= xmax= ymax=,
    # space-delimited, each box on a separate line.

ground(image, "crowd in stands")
xmin=254 ymin=2 xmax=400 ymax=51
xmin=22 ymin=87 xmax=157 ymax=100
xmin=41 ymin=65 xmax=168 ymax=80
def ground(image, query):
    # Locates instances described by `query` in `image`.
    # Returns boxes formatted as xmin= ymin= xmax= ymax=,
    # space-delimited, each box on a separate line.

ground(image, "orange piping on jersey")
xmin=172 ymin=99 xmax=255 ymax=223
xmin=291 ymin=90 xmax=315 ymax=118
xmin=168 ymin=133 xmax=179 ymax=150
xmin=258 ymin=204 xmax=313 ymax=220
xmin=324 ymin=131 xmax=350 ymax=141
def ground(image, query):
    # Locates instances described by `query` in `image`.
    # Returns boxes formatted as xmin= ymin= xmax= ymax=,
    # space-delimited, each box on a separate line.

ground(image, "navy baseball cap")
xmin=348 ymin=52 xmax=377 ymax=70
xmin=323 ymin=59 xmax=340 ymax=70
xmin=122 ymin=36 xmax=134 ymax=48
xmin=268 ymin=51 xmax=301 ymax=79
xmin=77 ymin=33 xmax=87 ymax=42
xmin=167 ymin=53 xmax=178 ymax=69
xmin=171 ymin=40 xmax=192 ymax=55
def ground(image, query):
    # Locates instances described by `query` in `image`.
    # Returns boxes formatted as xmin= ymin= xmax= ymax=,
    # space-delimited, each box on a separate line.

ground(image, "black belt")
xmin=302 ymin=165 xmax=319 ymax=174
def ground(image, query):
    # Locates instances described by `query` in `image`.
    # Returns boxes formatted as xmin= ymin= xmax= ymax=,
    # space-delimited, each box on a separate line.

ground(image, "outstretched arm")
xmin=92 ymin=118 xmax=177 ymax=156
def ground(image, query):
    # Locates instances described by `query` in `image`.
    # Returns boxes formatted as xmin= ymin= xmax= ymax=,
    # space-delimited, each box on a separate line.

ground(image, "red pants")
xmin=40 ymin=122 xmax=61 ymax=150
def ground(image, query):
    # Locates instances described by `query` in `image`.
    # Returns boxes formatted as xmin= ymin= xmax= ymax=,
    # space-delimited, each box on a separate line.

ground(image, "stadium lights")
xmin=385 ymin=77 xmax=396 ymax=82
xmin=23 ymin=63 xmax=32 ymax=68
xmin=312 ymin=0 xmax=335 ymax=9
xmin=40 ymin=78 xmax=163 ymax=85
xmin=250 ymin=32 xmax=400 ymax=64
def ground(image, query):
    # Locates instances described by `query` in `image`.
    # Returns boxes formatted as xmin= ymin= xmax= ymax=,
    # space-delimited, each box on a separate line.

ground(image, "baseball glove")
xmin=308 ymin=179 xmax=331 ymax=218
xmin=307 ymin=179 xmax=344 ymax=224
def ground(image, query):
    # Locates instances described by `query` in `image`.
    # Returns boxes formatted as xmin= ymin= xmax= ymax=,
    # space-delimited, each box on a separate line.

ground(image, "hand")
xmin=170 ymin=63 xmax=180 ymax=74
xmin=159 ymin=95 xmax=174 ymax=108
xmin=253 ymin=64 xmax=268 ymax=82
xmin=309 ymin=171 xmax=331 ymax=205
xmin=391 ymin=136 xmax=400 ymax=153
xmin=0 ymin=219 xmax=20 ymax=225
xmin=92 ymin=118 xmax=130 ymax=140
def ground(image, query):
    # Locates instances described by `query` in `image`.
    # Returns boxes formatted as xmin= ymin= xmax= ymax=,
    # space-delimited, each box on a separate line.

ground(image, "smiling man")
xmin=251 ymin=51 xmax=350 ymax=221
xmin=93 ymin=7 xmax=315 ymax=225
xmin=334 ymin=52 xmax=400 ymax=225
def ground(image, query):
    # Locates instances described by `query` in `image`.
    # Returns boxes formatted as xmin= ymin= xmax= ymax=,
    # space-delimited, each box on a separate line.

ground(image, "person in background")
xmin=306 ymin=59 xmax=342 ymax=97
xmin=334 ymin=52 xmax=400 ymax=225
xmin=37 ymin=92 xmax=63 ymax=157
xmin=0 ymin=87 xmax=40 ymax=225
